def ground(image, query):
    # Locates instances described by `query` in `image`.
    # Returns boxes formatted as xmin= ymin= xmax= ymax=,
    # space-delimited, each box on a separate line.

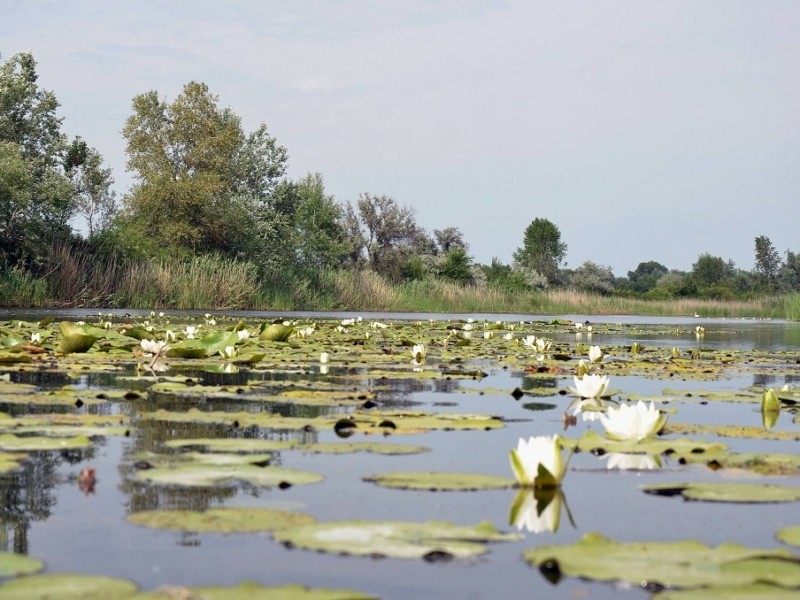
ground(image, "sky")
xmin=2 ymin=0 xmax=798 ymax=276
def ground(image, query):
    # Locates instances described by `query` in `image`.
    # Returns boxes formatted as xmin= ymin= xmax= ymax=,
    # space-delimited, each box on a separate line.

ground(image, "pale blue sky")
xmin=2 ymin=1 xmax=798 ymax=275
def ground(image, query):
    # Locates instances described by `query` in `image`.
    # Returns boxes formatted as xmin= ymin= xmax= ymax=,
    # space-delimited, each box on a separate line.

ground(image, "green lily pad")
xmin=363 ymin=471 xmax=515 ymax=491
xmin=0 ymin=434 xmax=92 ymax=451
xmin=137 ymin=582 xmax=376 ymax=600
xmin=562 ymin=431 xmax=726 ymax=457
xmin=663 ymin=423 xmax=800 ymax=441
xmin=303 ymin=443 xmax=428 ymax=455
xmin=0 ymin=573 xmax=138 ymax=599
xmin=523 ymin=532 xmax=796 ymax=588
xmin=135 ymin=460 xmax=322 ymax=488
xmin=273 ymin=519 xmax=520 ymax=559
xmin=642 ymin=482 xmax=800 ymax=503
xmin=653 ymin=583 xmax=800 ymax=599
xmin=261 ymin=324 xmax=294 ymax=341
xmin=0 ymin=551 xmax=43 ymax=577
xmin=164 ymin=438 xmax=298 ymax=453
xmin=677 ymin=450 xmax=800 ymax=475
xmin=128 ymin=507 xmax=316 ymax=533
xmin=56 ymin=322 xmax=99 ymax=354
xmin=0 ymin=453 xmax=27 ymax=473
xmin=777 ymin=526 xmax=800 ymax=548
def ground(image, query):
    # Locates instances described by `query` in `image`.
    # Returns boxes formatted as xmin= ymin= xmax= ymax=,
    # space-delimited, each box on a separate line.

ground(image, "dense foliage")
xmin=2 ymin=50 xmax=800 ymax=310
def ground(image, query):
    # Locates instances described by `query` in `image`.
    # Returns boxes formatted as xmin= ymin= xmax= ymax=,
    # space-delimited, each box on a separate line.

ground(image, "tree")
xmin=626 ymin=261 xmax=668 ymax=294
xmin=65 ymin=138 xmax=116 ymax=237
xmin=120 ymin=81 xmax=287 ymax=257
xmin=779 ymin=250 xmax=800 ymax=291
xmin=512 ymin=218 xmax=567 ymax=285
xmin=0 ymin=52 xmax=81 ymax=268
xmin=342 ymin=193 xmax=419 ymax=280
xmin=570 ymin=261 xmax=615 ymax=295
xmin=434 ymin=227 xmax=467 ymax=254
xmin=691 ymin=253 xmax=735 ymax=297
xmin=293 ymin=173 xmax=347 ymax=272
xmin=753 ymin=235 xmax=781 ymax=290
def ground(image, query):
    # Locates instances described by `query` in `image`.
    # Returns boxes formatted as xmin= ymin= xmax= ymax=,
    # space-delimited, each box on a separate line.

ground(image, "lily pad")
xmin=777 ymin=526 xmax=800 ymax=548
xmin=273 ymin=519 xmax=520 ymax=559
xmin=0 ymin=573 xmax=138 ymax=599
xmin=303 ymin=443 xmax=428 ymax=455
xmin=261 ymin=324 xmax=294 ymax=341
xmin=363 ymin=471 xmax=515 ymax=491
xmin=0 ymin=551 xmax=43 ymax=577
xmin=0 ymin=453 xmax=27 ymax=473
xmin=128 ymin=507 xmax=316 ymax=533
xmin=663 ymin=423 xmax=800 ymax=441
xmin=135 ymin=461 xmax=322 ymax=488
xmin=523 ymin=532 xmax=797 ymax=588
xmin=164 ymin=438 xmax=297 ymax=453
xmin=642 ymin=482 xmax=800 ymax=503
xmin=0 ymin=434 xmax=92 ymax=451
xmin=653 ymin=583 xmax=800 ymax=599
xmin=137 ymin=582 xmax=376 ymax=600
xmin=562 ymin=431 xmax=726 ymax=457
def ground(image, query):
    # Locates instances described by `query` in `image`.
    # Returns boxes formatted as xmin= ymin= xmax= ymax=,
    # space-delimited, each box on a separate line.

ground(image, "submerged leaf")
xmin=128 ymin=507 xmax=316 ymax=533
xmin=0 ymin=573 xmax=138 ymax=599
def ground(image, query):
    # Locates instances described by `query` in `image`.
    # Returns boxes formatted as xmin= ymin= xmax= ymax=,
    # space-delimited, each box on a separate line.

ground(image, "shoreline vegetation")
xmin=1 ymin=251 xmax=796 ymax=319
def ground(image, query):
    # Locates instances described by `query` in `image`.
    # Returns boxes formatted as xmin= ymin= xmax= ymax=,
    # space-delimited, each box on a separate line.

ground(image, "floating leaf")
xmin=523 ymin=532 xmax=796 ymax=588
xmin=0 ymin=551 xmax=43 ymax=577
xmin=56 ymin=322 xmax=98 ymax=354
xmin=164 ymin=438 xmax=297 ymax=453
xmin=260 ymin=324 xmax=294 ymax=341
xmin=663 ymin=423 xmax=800 ymax=441
xmin=363 ymin=471 xmax=515 ymax=491
xmin=274 ymin=520 xmax=520 ymax=559
xmin=137 ymin=582 xmax=376 ymax=600
xmin=135 ymin=459 xmax=322 ymax=488
xmin=303 ymin=443 xmax=428 ymax=455
xmin=642 ymin=482 xmax=800 ymax=503
xmin=128 ymin=507 xmax=316 ymax=533
xmin=0 ymin=573 xmax=138 ymax=598
xmin=0 ymin=434 xmax=92 ymax=451
xmin=777 ymin=526 xmax=800 ymax=548
xmin=653 ymin=583 xmax=800 ymax=599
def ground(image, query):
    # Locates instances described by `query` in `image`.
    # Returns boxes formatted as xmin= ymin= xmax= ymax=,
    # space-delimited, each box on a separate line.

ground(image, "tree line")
xmin=1 ymin=51 xmax=797 ymax=303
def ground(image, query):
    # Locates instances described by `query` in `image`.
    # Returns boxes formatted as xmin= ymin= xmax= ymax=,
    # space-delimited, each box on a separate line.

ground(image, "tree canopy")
xmin=512 ymin=218 xmax=567 ymax=285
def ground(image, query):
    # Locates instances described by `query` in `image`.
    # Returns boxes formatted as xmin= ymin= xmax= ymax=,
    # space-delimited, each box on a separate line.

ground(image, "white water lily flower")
xmin=600 ymin=401 xmax=667 ymax=442
xmin=603 ymin=453 xmax=662 ymax=470
xmin=184 ymin=325 xmax=199 ymax=339
xmin=341 ymin=318 xmax=355 ymax=326
xmin=237 ymin=329 xmax=251 ymax=341
xmin=411 ymin=344 xmax=425 ymax=363
xmin=165 ymin=330 xmax=176 ymax=343
xmin=502 ymin=332 xmax=513 ymax=341
xmin=149 ymin=358 xmax=170 ymax=373
xmin=569 ymin=374 xmax=610 ymax=399
xmin=30 ymin=332 xmax=41 ymax=345
xmin=509 ymin=490 xmax=562 ymax=534
xmin=140 ymin=339 xmax=169 ymax=356
xmin=522 ymin=335 xmax=537 ymax=349
xmin=320 ymin=364 xmax=329 ymax=375
xmin=463 ymin=323 xmax=473 ymax=331
xmin=462 ymin=331 xmax=472 ymax=339
xmin=484 ymin=331 xmax=493 ymax=339
xmin=588 ymin=345 xmax=603 ymax=363
xmin=219 ymin=345 xmax=238 ymax=359
xmin=535 ymin=338 xmax=552 ymax=353
xmin=574 ymin=322 xmax=583 ymax=330
xmin=320 ymin=352 xmax=329 ymax=364
xmin=576 ymin=360 xmax=590 ymax=377
xmin=336 ymin=325 xmax=346 ymax=333
xmin=509 ymin=435 xmax=567 ymax=488
xmin=371 ymin=321 xmax=387 ymax=329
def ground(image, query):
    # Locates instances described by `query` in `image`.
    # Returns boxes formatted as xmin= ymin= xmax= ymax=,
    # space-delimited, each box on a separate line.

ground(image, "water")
xmin=0 ymin=311 xmax=798 ymax=599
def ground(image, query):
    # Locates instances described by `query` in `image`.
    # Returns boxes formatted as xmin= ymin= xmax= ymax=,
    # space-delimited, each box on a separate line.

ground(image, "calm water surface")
xmin=1 ymin=310 xmax=798 ymax=599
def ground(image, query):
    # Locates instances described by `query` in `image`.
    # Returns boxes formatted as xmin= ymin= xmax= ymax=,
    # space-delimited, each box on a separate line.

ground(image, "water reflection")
xmin=602 ymin=453 xmax=662 ymax=471
xmin=509 ymin=488 xmax=575 ymax=534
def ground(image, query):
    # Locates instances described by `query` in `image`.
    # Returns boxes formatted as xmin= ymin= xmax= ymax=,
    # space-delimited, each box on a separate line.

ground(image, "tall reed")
xmin=0 ymin=267 xmax=49 ymax=307
xmin=785 ymin=293 xmax=800 ymax=321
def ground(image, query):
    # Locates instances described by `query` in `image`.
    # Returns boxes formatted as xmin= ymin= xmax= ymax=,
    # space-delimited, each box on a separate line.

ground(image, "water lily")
xmin=695 ymin=326 xmax=705 ymax=336
xmin=463 ymin=323 xmax=473 ymax=331
xmin=184 ymin=325 xmax=199 ymax=339
xmin=484 ymin=331 xmax=493 ymax=339
xmin=569 ymin=374 xmax=610 ymax=399
xmin=574 ymin=322 xmax=583 ymax=330
xmin=600 ymin=401 xmax=667 ymax=442
xmin=522 ymin=335 xmax=537 ymax=349
xmin=568 ymin=397 xmax=607 ymax=422
xmin=30 ymin=332 xmax=41 ymax=345
xmin=164 ymin=330 xmax=176 ymax=343
xmin=503 ymin=332 xmax=513 ymax=341
xmin=509 ymin=435 xmax=569 ymax=488
xmin=535 ymin=338 xmax=552 ymax=353
xmin=671 ymin=347 xmax=681 ymax=359
xmin=509 ymin=489 xmax=568 ymax=534
xmin=603 ymin=453 xmax=662 ymax=470
xmin=371 ymin=321 xmax=387 ymax=329
xmin=341 ymin=318 xmax=355 ymax=326
xmin=140 ymin=339 xmax=169 ymax=356
xmin=320 ymin=352 xmax=329 ymax=364
xmin=761 ymin=388 xmax=780 ymax=429
xmin=219 ymin=345 xmax=238 ymax=359
xmin=576 ymin=360 xmax=590 ymax=377
xmin=237 ymin=329 xmax=251 ymax=341
xmin=588 ymin=345 xmax=602 ymax=363
xmin=411 ymin=344 xmax=425 ymax=363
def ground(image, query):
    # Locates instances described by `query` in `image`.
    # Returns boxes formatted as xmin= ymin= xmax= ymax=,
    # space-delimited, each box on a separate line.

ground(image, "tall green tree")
xmin=65 ymin=138 xmax=116 ymax=238
xmin=753 ymin=235 xmax=781 ymax=290
xmin=626 ymin=261 xmax=668 ymax=294
xmin=0 ymin=51 xmax=82 ymax=268
xmin=512 ymin=218 xmax=567 ymax=285
xmin=120 ymin=81 xmax=287 ymax=258
xmin=691 ymin=253 xmax=735 ymax=297
xmin=294 ymin=173 xmax=347 ymax=272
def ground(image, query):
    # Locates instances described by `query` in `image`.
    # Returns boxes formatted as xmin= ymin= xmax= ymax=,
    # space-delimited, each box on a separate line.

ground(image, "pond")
xmin=0 ymin=311 xmax=798 ymax=599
